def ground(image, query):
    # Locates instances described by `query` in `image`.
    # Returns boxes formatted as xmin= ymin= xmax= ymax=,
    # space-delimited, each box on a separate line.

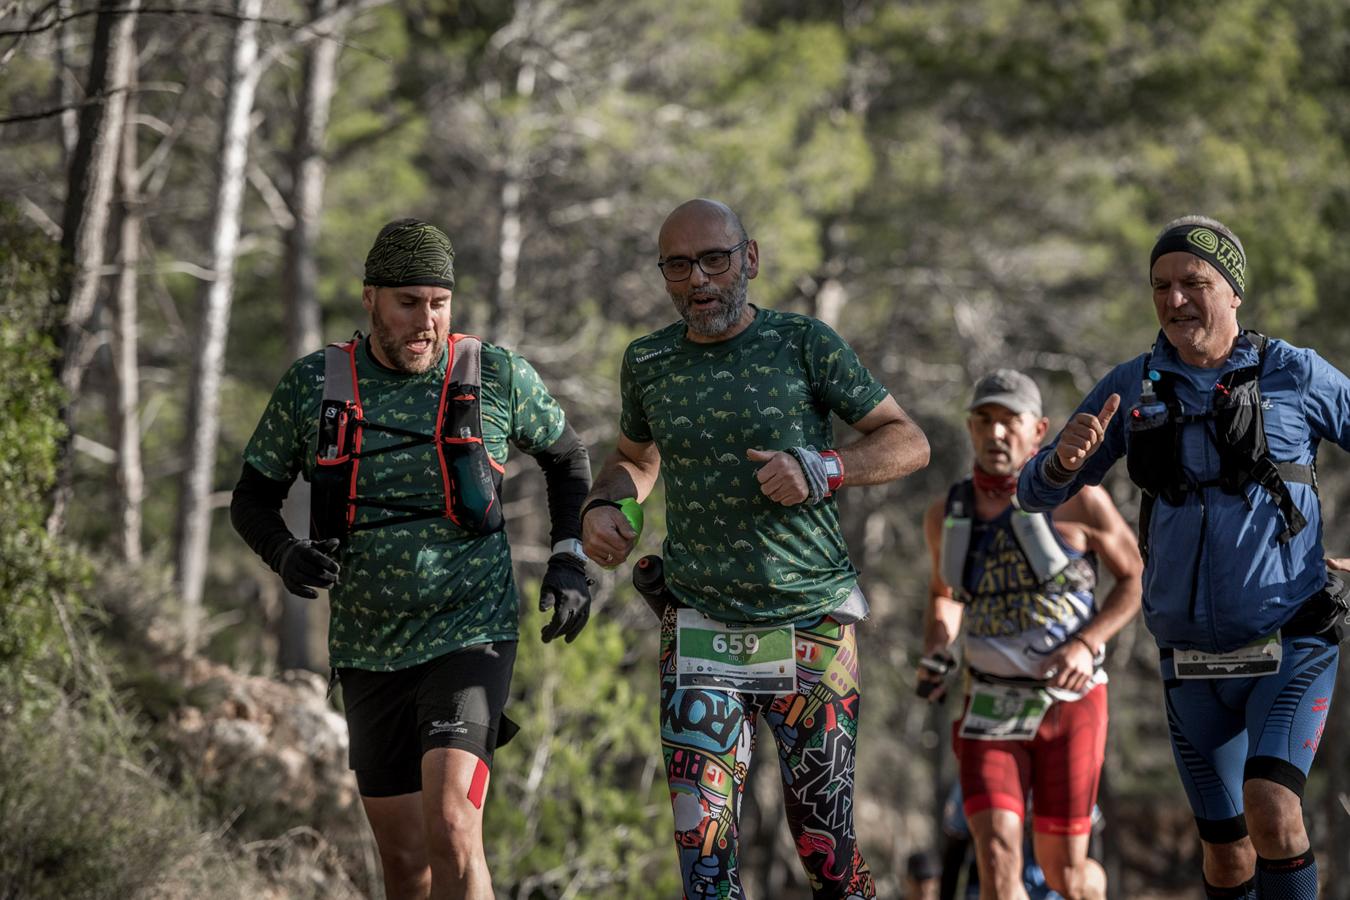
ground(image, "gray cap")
xmin=968 ymin=369 xmax=1042 ymax=417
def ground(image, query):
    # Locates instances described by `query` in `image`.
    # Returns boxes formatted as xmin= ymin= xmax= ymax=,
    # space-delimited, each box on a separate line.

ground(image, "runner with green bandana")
xmin=583 ymin=199 xmax=931 ymax=899
xmin=231 ymin=219 xmax=593 ymax=900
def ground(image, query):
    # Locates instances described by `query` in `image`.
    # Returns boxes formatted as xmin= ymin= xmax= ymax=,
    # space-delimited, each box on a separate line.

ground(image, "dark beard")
xmin=370 ymin=304 xmax=437 ymax=374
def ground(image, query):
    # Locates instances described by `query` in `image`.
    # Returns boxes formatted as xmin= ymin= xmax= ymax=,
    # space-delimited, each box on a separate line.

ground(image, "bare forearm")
xmin=839 ymin=418 xmax=929 ymax=486
xmin=1079 ymin=575 xmax=1141 ymax=648
xmin=923 ymin=595 xmax=964 ymax=655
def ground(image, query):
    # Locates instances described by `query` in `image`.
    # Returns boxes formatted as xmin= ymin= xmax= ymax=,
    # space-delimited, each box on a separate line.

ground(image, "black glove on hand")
xmin=539 ymin=552 xmax=592 ymax=643
xmin=275 ymin=538 xmax=341 ymax=599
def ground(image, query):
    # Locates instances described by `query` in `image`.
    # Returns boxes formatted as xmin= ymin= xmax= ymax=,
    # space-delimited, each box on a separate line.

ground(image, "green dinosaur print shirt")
xmin=620 ymin=307 xmax=888 ymax=625
xmin=244 ymin=336 xmax=566 ymax=670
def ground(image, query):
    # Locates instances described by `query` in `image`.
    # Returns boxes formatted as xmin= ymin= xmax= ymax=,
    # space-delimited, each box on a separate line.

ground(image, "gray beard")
xmin=676 ymin=267 xmax=749 ymax=338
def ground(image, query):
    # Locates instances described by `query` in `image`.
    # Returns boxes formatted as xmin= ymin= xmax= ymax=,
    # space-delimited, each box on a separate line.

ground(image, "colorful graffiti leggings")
xmin=659 ymin=607 xmax=875 ymax=900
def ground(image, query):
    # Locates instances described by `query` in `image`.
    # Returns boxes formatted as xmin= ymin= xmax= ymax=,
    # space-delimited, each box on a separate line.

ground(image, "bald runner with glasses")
xmin=583 ymin=198 xmax=930 ymax=899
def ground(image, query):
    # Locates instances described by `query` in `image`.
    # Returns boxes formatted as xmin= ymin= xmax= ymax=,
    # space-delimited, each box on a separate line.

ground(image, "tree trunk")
xmin=113 ymin=44 xmax=144 ymax=565
xmin=49 ymin=0 xmax=139 ymax=536
xmin=489 ymin=49 xmax=535 ymax=347
xmin=277 ymin=0 xmax=342 ymax=671
xmin=492 ymin=160 xmax=525 ymax=346
xmin=283 ymin=0 xmax=337 ymax=359
xmin=55 ymin=0 xmax=80 ymax=164
xmin=175 ymin=0 xmax=264 ymax=655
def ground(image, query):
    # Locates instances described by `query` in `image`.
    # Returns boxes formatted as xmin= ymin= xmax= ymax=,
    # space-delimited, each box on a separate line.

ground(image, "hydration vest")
xmin=1125 ymin=332 xmax=1316 ymax=563
xmin=939 ymin=479 xmax=1093 ymax=602
xmin=309 ymin=333 xmax=505 ymax=543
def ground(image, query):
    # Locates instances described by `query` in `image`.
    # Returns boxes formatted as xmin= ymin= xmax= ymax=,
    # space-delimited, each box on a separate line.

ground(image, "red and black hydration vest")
xmin=310 ymin=333 xmax=505 ymax=542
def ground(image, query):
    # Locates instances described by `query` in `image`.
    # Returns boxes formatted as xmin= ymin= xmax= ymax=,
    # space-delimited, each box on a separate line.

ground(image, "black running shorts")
xmin=337 ymin=641 xmax=518 ymax=797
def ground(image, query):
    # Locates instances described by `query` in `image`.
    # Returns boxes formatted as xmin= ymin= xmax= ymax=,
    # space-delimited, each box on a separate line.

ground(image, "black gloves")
xmin=274 ymin=538 xmax=341 ymax=599
xmin=539 ymin=552 xmax=592 ymax=643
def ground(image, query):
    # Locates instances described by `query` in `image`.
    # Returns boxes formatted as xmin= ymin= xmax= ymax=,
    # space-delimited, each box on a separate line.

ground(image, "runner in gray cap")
xmin=918 ymin=369 xmax=1141 ymax=900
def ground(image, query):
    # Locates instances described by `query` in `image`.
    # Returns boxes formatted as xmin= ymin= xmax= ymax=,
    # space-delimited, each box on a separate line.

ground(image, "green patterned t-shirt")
xmin=620 ymin=307 xmax=888 ymax=625
xmin=244 ymin=336 xmax=566 ymax=670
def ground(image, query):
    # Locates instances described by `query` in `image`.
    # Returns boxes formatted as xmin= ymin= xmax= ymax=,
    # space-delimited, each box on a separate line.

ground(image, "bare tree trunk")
xmin=55 ymin=0 xmax=80 ymax=164
xmin=113 ymin=51 xmax=144 ymax=565
xmin=49 ymin=0 xmax=139 ymax=536
xmin=175 ymin=0 xmax=264 ymax=655
xmin=277 ymin=0 xmax=341 ymax=671
xmin=489 ymin=47 xmax=536 ymax=347
xmin=283 ymin=0 xmax=336 ymax=358
xmin=493 ymin=159 xmax=526 ymax=346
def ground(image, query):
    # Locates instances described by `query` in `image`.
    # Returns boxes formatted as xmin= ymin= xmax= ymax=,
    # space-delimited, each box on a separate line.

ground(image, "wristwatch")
xmin=819 ymin=450 xmax=845 ymax=495
xmin=551 ymin=539 xmax=588 ymax=563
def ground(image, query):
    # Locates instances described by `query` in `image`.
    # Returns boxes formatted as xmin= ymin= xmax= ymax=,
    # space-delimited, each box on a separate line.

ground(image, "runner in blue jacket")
xmin=1018 ymin=215 xmax=1350 ymax=900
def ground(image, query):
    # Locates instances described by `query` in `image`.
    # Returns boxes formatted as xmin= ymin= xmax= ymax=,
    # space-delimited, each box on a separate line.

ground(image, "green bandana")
xmin=363 ymin=218 xmax=455 ymax=289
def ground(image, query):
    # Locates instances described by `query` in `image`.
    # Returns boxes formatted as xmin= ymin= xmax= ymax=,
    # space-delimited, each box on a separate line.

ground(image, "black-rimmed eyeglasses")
xmin=657 ymin=240 xmax=750 ymax=282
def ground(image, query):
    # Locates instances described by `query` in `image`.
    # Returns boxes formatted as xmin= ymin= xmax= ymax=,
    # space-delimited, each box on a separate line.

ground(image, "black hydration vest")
xmin=1125 ymin=331 xmax=1316 ymax=563
xmin=310 ymin=333 xmax=505 ymax=543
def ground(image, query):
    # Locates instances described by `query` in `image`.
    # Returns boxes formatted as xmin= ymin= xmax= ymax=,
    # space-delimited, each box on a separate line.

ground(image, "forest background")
xmin=3 ymin=0 xmax=1350 ymax=897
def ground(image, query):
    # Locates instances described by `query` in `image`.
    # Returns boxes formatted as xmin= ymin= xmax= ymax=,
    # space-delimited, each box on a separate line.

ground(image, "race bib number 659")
xmin=675 ymin=608 xmax=796 ymax=694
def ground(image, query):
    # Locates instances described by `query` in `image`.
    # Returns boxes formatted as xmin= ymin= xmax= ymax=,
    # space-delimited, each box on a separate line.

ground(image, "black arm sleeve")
xmin=528 ymin=423 xmax=591 ymax=545
xmin=230 ymin=462 xmax=298 ymax=572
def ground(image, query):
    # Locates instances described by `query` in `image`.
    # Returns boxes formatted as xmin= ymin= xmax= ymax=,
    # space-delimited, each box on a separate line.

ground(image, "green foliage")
xmin=0 ymin=695 xmax=270 ymax=900
xmin=0 ymin=203 xmax=88 ymax=688
xmin=488 ymin=595 xmax=680 ymax=897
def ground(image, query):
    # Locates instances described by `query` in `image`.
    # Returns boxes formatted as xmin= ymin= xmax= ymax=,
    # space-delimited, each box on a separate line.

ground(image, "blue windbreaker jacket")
xmin=1018 ymin=331 xmax=1350 ymax=652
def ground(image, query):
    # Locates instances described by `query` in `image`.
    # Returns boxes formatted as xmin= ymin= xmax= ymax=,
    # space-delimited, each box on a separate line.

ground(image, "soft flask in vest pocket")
xmin=1125 ymin=381 xmax=1175 ymax=498
xmin=311 ymin=398 xmax=359 ymax=542
xmin=440 ymin=384 xmax=505 ymax=534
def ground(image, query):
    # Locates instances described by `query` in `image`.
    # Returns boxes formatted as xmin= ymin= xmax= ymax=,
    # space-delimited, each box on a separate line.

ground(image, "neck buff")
xmin=972 ymin=465 xmax=1018 ymax=499
xmin=1149 ymin=223 xmax=1246 ymax=299
xmin=363 ymin=218 xmax=456 ymax=289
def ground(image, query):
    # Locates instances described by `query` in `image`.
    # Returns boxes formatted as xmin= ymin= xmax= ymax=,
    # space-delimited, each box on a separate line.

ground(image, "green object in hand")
xmin=619 ymin=498 xmax=644 ymax=538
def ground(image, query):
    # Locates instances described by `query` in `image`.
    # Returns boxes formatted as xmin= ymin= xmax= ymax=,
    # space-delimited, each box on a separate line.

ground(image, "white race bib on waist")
xmin=958 ymin=682 xmax=1051 ymax=741
xmin=675 ymin=608 xmax=796 ymax=694
xmin=1174 ymin=632 xmax=1282 ymax=679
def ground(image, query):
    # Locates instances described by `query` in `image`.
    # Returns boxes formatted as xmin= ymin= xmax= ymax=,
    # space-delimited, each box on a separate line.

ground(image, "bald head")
xmin=658 ymin=199 xmax=748 ymax=252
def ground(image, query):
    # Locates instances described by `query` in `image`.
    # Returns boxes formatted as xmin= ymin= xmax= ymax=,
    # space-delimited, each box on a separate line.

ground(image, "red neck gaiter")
xmin=972 ymin=465 xmax=1018 ymax=499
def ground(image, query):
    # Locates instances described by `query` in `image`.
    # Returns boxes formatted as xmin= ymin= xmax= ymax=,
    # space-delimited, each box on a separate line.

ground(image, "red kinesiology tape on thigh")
xmin=467 ymin=758 xmax=490 ymax=810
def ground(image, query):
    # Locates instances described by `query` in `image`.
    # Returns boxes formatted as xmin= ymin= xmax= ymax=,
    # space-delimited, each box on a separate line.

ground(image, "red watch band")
xmin=820 ymin=449 xmax=844 ymax=495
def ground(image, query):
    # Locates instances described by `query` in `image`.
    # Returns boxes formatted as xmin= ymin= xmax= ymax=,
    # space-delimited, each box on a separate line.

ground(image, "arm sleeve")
xmin=1301 ymin=349 xmax=1350 ymax=452
xmin=1018 ymin=366 xmax=1133 ymax=511
xmin=527 ymin=423 xmax=592 ymax=544
xmin=230 ymin=462 xmax=297 ymax=572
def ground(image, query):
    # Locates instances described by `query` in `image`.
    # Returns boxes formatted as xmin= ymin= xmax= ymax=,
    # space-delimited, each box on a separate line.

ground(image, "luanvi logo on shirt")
xmin=428 ymin=720 xmax=469 ymax=736
xmin=634 ymin=345 xmax=675 ymax=365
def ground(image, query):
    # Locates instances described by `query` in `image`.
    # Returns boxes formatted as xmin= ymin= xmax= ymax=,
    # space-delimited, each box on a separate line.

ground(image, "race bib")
xmin=958 ymin=682 xmax=1051 ymax=741
xmin=675 ymin=608 xmax=796 ymax=694
xmin=1174 ymin=632 xmax=1282 ymax=679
